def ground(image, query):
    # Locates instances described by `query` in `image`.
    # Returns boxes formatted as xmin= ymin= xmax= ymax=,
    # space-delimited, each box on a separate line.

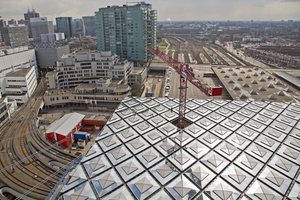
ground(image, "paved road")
xmin=168 ymin=69 xmax=230 ymax=100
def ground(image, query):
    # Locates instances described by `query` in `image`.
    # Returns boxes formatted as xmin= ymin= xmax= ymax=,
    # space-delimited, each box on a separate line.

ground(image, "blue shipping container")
xmin=74 ymin=132 xmax=91 ymax=141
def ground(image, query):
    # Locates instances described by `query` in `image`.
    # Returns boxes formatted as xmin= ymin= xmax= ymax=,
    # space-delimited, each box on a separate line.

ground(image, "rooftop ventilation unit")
xmin=250 ymin=90 xmax=258 ymax=95
xmin=269 ymin=94 xmax=277 ymax=100
xmin=243 ymin=83 xmax=250 ymax=87
xmin=285 ymin=88 xmax=293 ymax=93
xmin=233 ymin=85 xmax=240 ymax=90
xmin=278 ymin=91 xmax=286 ymax=96
xmin=240 ymin=93 xmax=248 ymax=99
xmin=260 ymin=78 xmax=266 ymax=82
xmin=267 ymin=84 xmax=275 ymax=88
xmin=259 ymin=87 xmax=266 ymax=91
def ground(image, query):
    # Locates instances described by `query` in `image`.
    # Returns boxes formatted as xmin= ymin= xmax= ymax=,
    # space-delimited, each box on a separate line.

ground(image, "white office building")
xmin=44 ymin=79 xmax=131 ymax=107
xmin=0 ymin=94 xmax=17 ymax=127
xmin=5 ymin=66 xmax=38 ymax=104
xmin=0 ymin=46 xmax=37 ymax=94
xmin=46 ymin=51 xmax=133 ymax=89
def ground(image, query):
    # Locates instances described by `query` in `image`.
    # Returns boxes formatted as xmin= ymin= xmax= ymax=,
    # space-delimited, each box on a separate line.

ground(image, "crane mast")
xmin=148 ymin=46 xmax=223 ymax=129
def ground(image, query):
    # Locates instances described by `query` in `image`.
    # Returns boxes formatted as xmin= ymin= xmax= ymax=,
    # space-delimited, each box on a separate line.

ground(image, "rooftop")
xmin=34 ymin=42 xmax=68 ymax=49
xmin=83 ymin=115 xmax=107 ymax=122
xmin=274 ymin=71 xmax=300 ymax=89
xmin=130 ymin=67 xmax=145 ymax=75
xmin=57 ymin=97 xmax=300 ymax=200
xmin=5 ymin=24 xmax=26 ymax=28
xmin=46 ymin=113 xmax=85 ymax=136
xmin=213 ymin=66 xmax=300 ymax=102
xmin=6 ymin=67 xmax=33 ymax=77
xmin=44 ymin=81 xmax=130 ymax=96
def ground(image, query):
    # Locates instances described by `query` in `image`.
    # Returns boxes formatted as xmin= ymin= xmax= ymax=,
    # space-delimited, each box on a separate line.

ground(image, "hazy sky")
xmin=1 ymin=0 xmax=300 ymax=22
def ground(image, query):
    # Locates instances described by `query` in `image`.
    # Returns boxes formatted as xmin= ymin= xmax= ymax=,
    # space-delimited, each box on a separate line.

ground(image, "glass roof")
xmin=58 ymin=97 xmax=300 ymax=200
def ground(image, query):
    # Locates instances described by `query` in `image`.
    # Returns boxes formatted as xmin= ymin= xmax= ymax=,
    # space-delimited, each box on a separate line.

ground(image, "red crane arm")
xmin=148 ymin=46 xmax=223 ymax=96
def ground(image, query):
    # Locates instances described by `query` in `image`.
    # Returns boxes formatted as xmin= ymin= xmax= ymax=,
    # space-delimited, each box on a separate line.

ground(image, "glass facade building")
xmin=56 ymin=17 xmax=73 ymax=38
xmin=82 ymin=16 xmax=96 ymax=36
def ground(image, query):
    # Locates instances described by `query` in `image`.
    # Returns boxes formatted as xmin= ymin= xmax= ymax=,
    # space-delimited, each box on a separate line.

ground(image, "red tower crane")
xmin=148 ymin=46 xmax=223 ymax=129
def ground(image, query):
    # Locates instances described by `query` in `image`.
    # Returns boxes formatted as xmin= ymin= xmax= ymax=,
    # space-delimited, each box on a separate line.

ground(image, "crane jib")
xmin=148 ymin=46 xmax=223 ymax=128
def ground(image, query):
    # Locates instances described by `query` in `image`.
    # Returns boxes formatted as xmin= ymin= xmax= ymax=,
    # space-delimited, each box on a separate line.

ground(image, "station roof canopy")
xmin=274 ymin=71 xmax=300 ymax=89
xmin=58 ymin=97 xmax=300 ymax=199
xmin=46 ymin=113 xmax=85 ymax=136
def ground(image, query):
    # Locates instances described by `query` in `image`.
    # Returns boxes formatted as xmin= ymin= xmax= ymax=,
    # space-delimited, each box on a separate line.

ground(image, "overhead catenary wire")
xmin=0 ymin=130 xmax=37 ymax=144
xmin=15 ymin=153 xmax=83 ymax=200
xmin=0 ymin=78 xmax=80 ymax=198
xmin=0 ymin=135 xmax=73 ymax=175
xmin=0 ymin=133 xmax=74 ymax=180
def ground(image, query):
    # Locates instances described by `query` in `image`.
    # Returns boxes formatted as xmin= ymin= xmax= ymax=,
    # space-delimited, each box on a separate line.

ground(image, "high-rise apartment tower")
xmin=82 ymin=16 xmax=96 ymax=36
xmin=95 ymin=2 xmax=157 ymax=62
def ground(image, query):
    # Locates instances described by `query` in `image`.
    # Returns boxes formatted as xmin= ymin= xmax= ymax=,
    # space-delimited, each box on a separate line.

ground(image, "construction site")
xmin=1 ymin=16 xmax=300 ymax=199
xmin=0 ymin=79 xmax=114 ymax=199
xmin=55 ymin=96 xmax=300 ymax=199
xmin=0 ymin=79 xmax=78 ymax=199
xmin=0 ymin=33 xmax=299 ymax=199
xmin=51 ymin=39 xmax=300 ymax=199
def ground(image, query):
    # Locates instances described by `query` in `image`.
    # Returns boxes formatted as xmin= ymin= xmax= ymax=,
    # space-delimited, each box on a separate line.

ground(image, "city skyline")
xmin=1 ymin=0 xmax=300 ymax=21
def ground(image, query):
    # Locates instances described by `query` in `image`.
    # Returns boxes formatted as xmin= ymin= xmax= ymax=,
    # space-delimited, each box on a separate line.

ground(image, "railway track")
xmin=0 ymin=78 xmax=77 ymax=199
xmin=165 ymin=36 xmax=250 ymax=67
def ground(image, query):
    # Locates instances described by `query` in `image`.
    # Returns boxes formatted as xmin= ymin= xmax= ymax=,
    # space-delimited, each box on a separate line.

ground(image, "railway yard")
xmin=161 ymin=36 xmax=248 ymax=99
xmin=164 ymin=37 xmax=247 ymax=66
xmin=0 ymin=79 xmax=77 ymax=199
